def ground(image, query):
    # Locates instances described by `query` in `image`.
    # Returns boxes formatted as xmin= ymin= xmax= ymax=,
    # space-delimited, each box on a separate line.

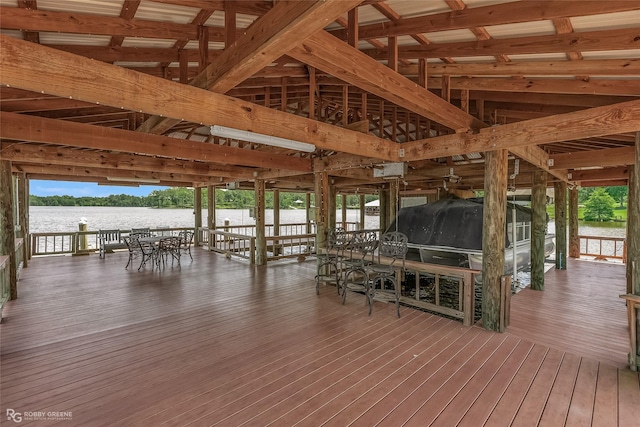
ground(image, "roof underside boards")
xmin=0 ymin=0 xmax=638 ymax=192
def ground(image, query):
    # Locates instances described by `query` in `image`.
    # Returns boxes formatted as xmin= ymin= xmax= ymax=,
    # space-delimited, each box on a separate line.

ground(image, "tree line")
xmin=30 ymin=188 xmax=378 ymax=209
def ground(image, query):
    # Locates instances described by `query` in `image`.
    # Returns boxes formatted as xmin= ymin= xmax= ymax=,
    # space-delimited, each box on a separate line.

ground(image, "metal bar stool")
xmin=365 ymin=231 xmax=408 ymax=317
xmin=315 ymin=227 xmax=348 ymax=295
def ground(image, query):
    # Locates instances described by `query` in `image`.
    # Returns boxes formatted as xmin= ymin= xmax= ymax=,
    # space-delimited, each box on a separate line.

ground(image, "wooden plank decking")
xmin=1 ymin=250 xmax=638 ymax=426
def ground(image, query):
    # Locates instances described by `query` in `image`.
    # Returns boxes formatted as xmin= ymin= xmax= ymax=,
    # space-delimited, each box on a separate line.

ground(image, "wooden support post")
xmin=359 ymin=194 xmax=365 ymax=230
xmin=341 ymin=194 xmax=347 ymax=229
xmin=255 ymin=179 xmax=266 ymax=265
xmin=481 ymin=149 xmax=508 ymax=332
xmin=308 ymin=66 xmax=315 ymax=120
xmin=305 ymin=192 xmax=312 ymax=234
xmin=17 ymin=173 xmax=28 ymax=268
xmin=388 ymin=36 xmax=398 ymax=72
xmin=460 ymin=89 xmax=470 ymax=114
xmin=379 ymin=186 xmax=389 ymax=232
xmin=273 ymin=189 xmax=280 ymax=256
xmin=314 ymin=172 xmax=329 ymax=257
xmin=194 ymin=187 xmax=202 ymax=247
xmin=391 ymin=107 xmax=397 ymax=142
xmin=207 ymin=185 xmax=215 ymax=230
xmin=628 ymin=133 xmax=640 ymax=295
xmin=328 ymin=178 xmax=337 ymax=229
xmin=342 ymin=85 xmax=349 ymax=125
xmin=198 ymin=25 xmax=209 ymax=73
xmin=554 ymin=181 xmax=567 ymax=270
xmin=224 ymin=0 xmax=236 ymax=47
xmin=361 ymin=92 xmax=367 ymax=123
xmin=477 ymin=99 xmax=485 ymax=122
xmin=348 ymin=7 xmax=358 ymax=48
xmin=0 ymin=160 xmax=17 ymax=300
xmin=389 ymin=179 xmax=399 ymax=227
xmin=569 ymin=186 xmax=580 ymax=258
xmin=531 ymin=170 xmax=548 ymax=291
xmin=379 ymin=100 xmax=384 ymax=137
xmin=418 ymin=58 xmax=427 ymax=88
xmin=281 ymin=76 xmax=288 ymax=113
xmin=179 ymin=49 xmax=188 ymax=84
xmin=441 ymin=75 xmax=451 ymax=103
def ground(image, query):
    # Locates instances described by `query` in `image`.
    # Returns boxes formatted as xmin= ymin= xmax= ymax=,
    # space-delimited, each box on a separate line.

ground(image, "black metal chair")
xmin=315 ymin=227 xmax=348 ymax=295
xmin=365 ymin=231 xmax=408 ymax=317
xmin=122 ymin=235 xmax=140 ymax=270
xmin=178 ymin=230 xmax=194 ymax=260
xmin=137 ymin=236 xmax=157 ymax=270
xmin=341 ymin=230 xmax=378 ymax=306
xmin=157 ymin=236 xmax=181 ymax=268
xmin=131 ymin=227 xmax=152 ymax=237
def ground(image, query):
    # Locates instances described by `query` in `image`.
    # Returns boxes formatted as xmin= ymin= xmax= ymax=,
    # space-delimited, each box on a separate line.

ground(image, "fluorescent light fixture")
xmin=106 ymin=177 xmax=161 ymax=184
xmin=210 ymin=125 xmax=315 ymax=153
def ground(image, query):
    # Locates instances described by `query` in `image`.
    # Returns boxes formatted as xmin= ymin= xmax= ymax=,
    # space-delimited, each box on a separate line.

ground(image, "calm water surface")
xmin=29 ymin=206 xmax=626 ymax=238
xmin=29 ymin=206 xmax=381 ymax=233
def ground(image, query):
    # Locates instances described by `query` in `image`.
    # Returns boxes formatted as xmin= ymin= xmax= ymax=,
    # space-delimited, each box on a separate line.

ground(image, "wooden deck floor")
xmin=1 ymin=250 xmax=638 ymax=426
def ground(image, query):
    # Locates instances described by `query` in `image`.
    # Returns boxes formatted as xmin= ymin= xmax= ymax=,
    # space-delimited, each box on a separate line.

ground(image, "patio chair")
xmin=131 ymin=227 xmax=152 ymax=238
xmin=157 ymin=236 xmax=181 ymax=268
xmin=365 ymin=231 xmax=408 ymax=318
xmin=137 ymin=236 xmax=158 ymax=270
xmin=315 ymin=227 xmax=348 ymax=295
xmin=122 ymin=235 xmax=141 ymax=270
xmin=341 ymin=230 xmax=378 ymax=306
xmin=178 ymin=230 xmax=194 ymax=260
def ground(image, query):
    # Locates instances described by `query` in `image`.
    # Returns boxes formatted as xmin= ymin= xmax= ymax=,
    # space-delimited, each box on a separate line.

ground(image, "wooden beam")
xmin=0 ymin=36 xmax=397 ymax=160
xmin=551 ymin=146 xmax=635 ymax=169
xmin=336 ymin=1 xmax=640 ymax=40
xmin=0 ymin=6 xmax=201 ymax=40
xmin=402 ymin=99 xmax=640 ymax=161
xmin=138 ymin=0 xmax=361 ymax=134
xmin=424 ymin=76 xmax=640 ymax=97
xmin=510 ymin=145 xmax=569 ymax=183
xmin=0 ymin=143 xmax=257 ymax=179
xmin=364 ymin=28 xmax=640 ymax=59
xmin=569 ymin=166 xmax=630 ymax=182
xmin=403 ymin=59 xmax=640 ymax=77
xmin=0 ymin=112 xmax=311 ymax=172
xmin=289 ymin=31 xmax=485 ymax=131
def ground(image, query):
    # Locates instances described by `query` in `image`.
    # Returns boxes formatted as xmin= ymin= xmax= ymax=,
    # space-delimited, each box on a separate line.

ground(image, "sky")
xmin=30 ymin=180 xmax=167 ymax=198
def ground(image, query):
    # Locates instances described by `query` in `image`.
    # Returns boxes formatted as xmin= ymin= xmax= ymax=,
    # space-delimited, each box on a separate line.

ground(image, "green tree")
xmin=583 ymin=188 xmax=616 ymax=221
xmin=605 ymin=186 xmax=628 ymax=208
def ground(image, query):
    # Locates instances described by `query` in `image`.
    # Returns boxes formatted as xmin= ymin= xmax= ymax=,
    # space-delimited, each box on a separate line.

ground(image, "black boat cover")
xmin=387 ymin=196 xmax=534 ymax=250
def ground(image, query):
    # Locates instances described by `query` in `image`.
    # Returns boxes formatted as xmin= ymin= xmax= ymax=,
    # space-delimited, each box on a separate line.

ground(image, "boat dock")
xmin=1 ymin=250 xmax=637 ymax=426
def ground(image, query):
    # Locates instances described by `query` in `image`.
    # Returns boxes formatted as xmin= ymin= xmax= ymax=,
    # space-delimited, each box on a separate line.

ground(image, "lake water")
xmin=28 ymin=206 xmax=381 ymax=233
xmin=29 ymin=206 xmax=626 ymax=238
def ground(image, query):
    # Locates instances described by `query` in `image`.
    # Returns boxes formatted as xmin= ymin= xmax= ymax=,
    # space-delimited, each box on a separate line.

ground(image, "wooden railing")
xmin=579 ymin=234 xmax=627 ymax=262
xmin=266 ymin=233 xmax=315 ymax=261
xmin=0 ymin=255 xmax=10 ymax=315
xmin=401 ymin=260 xmax=480 ymax=327
xmin=208 ymin=229 xmax=256 ymax=264
xmin=30 ymin=227 xmax=193 ymax=257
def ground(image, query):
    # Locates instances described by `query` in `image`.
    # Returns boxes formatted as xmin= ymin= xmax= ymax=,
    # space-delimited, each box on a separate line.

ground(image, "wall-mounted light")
xmin=210 ymin=125 xmax=316 ymax=153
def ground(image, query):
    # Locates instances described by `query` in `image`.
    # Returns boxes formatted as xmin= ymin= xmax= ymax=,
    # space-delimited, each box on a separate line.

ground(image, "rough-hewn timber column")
xmin=192 ymin=187 xmax=202 ymax=247
xmin=359 ymin=194 xmax=365 ymax=230
xmin=207 ymin=185 xmax=215 ymax=229
xmin=328 ymin=179 xmax=336 ymax=229
xmin=305 ymin=192 xmax=312 ymax=234
xmin=379 ymin=186 xmax=389 ymax=232
xmin=554 ymin=181 xmax=567 ymax=270
xmin=255 ymin=179 xmax=267 ymax=266
xmin=314 ymin=172 xmax=329 ymax=256
xmin=273 ymin=190 xmax=280 ymax=256
xmin=628 ymin=132 xmax=639 ymax=295
xmin=341 ymin=194 xmax=347 ymax=229
xmin=531 ymin=170 xmax=548 ymax=291
xmin=569 ymin=186 xmax=579 ymax=258
xmin=0 ymin=160 xmax=17 ymax=300
xmin=482 ymin=149 xmax=508 ymax=332
xmin=18 ymin=173 xmax=28 ymax=268
xmin=389 ymin=179 xmax=399 ymax=229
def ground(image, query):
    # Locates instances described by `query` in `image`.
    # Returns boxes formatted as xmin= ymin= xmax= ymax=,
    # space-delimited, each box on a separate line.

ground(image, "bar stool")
xmin=341 ymin=230 xmax=378 ymax=306
xmin=315 ymin=227 xmax=348 ymax=294
xmin=365 ymin=231 xmax=408 ymax=317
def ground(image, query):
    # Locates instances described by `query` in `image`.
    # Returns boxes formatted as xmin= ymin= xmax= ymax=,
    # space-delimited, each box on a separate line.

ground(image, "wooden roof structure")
xmin=1 ymin=0 xmax=639 ymax=194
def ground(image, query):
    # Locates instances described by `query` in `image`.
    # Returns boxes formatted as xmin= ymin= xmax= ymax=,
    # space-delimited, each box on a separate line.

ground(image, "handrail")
xmin=265 ymin=232 xmax=315 ymax=261
xmin=208 ymin=229 xmax=256 ymax=264
xmin=579 ymin=234 xmax=627 ymax=262
xmin=30 ymin=227 xmax=194 ymax=257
